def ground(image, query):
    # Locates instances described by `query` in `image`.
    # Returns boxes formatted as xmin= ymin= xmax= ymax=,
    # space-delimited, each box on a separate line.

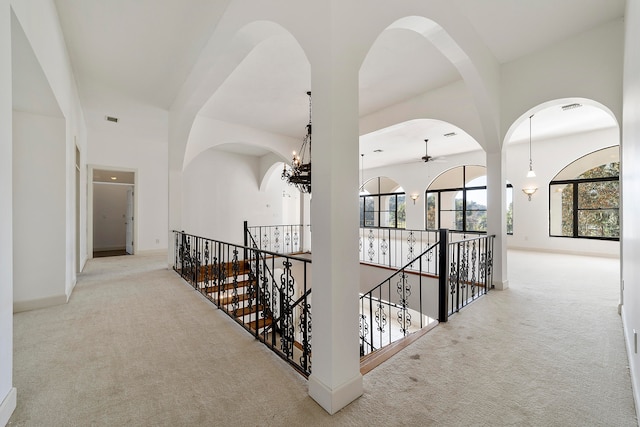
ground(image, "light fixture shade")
xmin=522 ymin=187 xmax=537 ymax=201
xmin=526 ymin=169 xmax=536 ymax=178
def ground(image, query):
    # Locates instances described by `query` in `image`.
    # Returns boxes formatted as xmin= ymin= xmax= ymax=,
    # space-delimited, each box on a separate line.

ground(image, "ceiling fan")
xmin=421 ymin=139 xmax=446 ymax=163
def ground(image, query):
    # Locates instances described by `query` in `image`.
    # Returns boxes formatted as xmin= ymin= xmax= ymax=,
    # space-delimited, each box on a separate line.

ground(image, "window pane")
xmin=506 ymin=187 xmax=513 ymax=235
xmin=430 ymin=167 xmax=463 ymax=190
xmin=380 ymin=195 xmax=394 ymax=227
xmin=426 ymin=192 xmax=438 ymax=229
xmin=464 ymin=166 xmax=486 ymax=186
xmin=550 ymin=183 xmax=573 ymax=236
xmin=359 ymin=197 xmax=364 ymax=227
xmin=396 ymin=194 xmax=406 ymax=228
xmin=465 ymin=189 xmax=487 ymax=232
xmin=578 ymin=209 xmax=619 ymax=238
xmin=364 ymin=196 xmax=377 ymax=227
xmin=577 ymin=181 xmax=619 ymax=209
xmin=440 ymin=191 xmax=463 ymax=230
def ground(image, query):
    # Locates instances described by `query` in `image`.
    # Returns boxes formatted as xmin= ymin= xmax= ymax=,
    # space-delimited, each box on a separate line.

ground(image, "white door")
xmin=125 ymin=187 xmax=134 ymax=255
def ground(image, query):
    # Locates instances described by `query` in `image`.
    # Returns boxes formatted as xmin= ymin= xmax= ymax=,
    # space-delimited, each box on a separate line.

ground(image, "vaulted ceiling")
xmin=53 ymin=0 xmax=624 ymax=168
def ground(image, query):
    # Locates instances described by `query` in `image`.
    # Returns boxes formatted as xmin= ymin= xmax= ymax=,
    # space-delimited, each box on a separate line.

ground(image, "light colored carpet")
xmin=9 ymin=250 xmax=637 ymax=426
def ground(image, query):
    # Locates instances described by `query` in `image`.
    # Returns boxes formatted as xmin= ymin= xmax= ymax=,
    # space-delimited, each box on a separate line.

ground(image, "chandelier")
xmin=282 ymin=91 xmax=312 ymax=193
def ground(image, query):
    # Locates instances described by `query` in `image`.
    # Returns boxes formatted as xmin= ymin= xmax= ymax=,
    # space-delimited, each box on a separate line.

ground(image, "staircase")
xmin=173 ymin=231 xmax=313 ymax=377
xmin=196 ymin=259 xmax=274 ymax=334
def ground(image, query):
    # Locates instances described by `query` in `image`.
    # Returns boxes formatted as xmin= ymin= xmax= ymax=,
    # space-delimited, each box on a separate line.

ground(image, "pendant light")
xmin=527 ymin=114 xmax=536 ymax=178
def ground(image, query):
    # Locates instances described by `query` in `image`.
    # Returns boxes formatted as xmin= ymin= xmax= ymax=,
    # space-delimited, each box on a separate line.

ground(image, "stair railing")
xmin=173 ymin=230 xmax=312 ymax=377
xmin=359 ymin=229 xmax=495 ymax=356
xmin=359 ymin=240 xmax=440 ymax=356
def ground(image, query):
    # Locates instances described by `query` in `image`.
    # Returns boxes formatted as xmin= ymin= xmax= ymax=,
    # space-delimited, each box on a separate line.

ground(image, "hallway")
xmin=9 ymin=250 xmax=636 ymax=426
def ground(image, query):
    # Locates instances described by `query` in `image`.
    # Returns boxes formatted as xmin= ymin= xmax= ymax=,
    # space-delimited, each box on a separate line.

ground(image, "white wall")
xmin=622 ymin=0 xmax=640 ymax=417
xmin=13 ymin=112 xmax=67 ymax=310
xmin=182 ymin=148 xmax=296 ymax=244
xmin=501 ymin=18 xmax=624 ymax=138
xmin=93 ymin=183 xmax=130 ymax=251
xmin=506 ymin=127 xmax=620 ymax=257
xmin=0 ymin=0 xmax=15 ymax=423
xmin=2 ymin=0 xmax=88 ymax=422
xmin=86 ymin=95 xmax=168 ymax=253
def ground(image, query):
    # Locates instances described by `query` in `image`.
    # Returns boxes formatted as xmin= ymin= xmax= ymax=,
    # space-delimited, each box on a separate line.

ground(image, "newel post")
xmin=438 ymin=228 xmax=449 ymax=322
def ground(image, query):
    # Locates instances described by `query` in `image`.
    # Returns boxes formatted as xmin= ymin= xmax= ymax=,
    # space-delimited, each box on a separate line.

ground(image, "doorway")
xmin=91 ymin=168 xmax=135 ymax=258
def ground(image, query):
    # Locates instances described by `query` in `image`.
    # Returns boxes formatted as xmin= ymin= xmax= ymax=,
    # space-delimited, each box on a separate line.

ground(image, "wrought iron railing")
xmin=445 ymin=233 xmax=495 ymax=316
xmin=358 ymin=227 xmax=486 ymax=270
xmin=359 ymin=241 xmax=440 ymax=356
xmin=244 ymin=222 xmax=310 ymax=255
xmin=173 ymin=230 xmax=312 ymax=377
xmin=360 ymin=229 xmax=495 ymax=356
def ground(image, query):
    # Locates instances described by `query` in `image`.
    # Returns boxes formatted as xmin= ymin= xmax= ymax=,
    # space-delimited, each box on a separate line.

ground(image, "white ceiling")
xmin=52 ymin=0 xmax=624 ymax=168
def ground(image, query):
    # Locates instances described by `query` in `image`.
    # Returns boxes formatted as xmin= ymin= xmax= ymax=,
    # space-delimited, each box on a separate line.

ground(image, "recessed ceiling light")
xmin=110 ymin=176 xmax=117 ymax=180
xmin=373 ymin=149 xmax=383 ymax=153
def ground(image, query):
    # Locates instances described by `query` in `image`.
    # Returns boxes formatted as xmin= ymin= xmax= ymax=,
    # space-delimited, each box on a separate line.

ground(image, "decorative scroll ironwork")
xmin=284 ymin=230 xmax=291 ymax=252
xmin=406 ymin=231 xmax=416 ymax=263
xmin=375 ymin=303 xmax=387 ymax=332
xmin=396 ymin=272 xmax=411 ymax=335
xmin=299 ymin=301 xmax=312 ymax=371
xmin=279 ymin=260 xmax=295 ymax=358
xmin=231 ymin=249 xmax=240 ymax=316
xmin=273 ymin=227 xmax=281 ymax=253
xmin=380 ymin=238 xmax=388 ymax=258
xmin=368 ymin=230 xmax=375 ymax=262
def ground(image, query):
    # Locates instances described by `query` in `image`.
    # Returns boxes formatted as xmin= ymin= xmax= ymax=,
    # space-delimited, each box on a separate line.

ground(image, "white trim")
xmin=13 ymin=294 xmax=67 ymax=313
xmin=0 ymin=387 xmax=17 ymax=426
xmin=621 ymin=306 xmax=640 ymax=424
xmin=308 ymin=373 xmax=363 ymax=415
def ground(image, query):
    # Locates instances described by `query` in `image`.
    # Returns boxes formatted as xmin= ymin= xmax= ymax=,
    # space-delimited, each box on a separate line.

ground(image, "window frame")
xmin=549 ymin=175 xmax=620 ymax=241
xmin=425 ymin=166 xmax=513 ymax=234
xmin=359 ymin=177 xmax=406 ymax=229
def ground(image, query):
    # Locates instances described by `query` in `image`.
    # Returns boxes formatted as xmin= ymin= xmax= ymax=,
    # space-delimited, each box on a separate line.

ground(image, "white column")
xmin=307 ymin=55 xmax=363 ymax=414
xmin=0 ymin=1 xmax=17 ymax=423
xmin=486 ymin=148 xmax=508 ymax=290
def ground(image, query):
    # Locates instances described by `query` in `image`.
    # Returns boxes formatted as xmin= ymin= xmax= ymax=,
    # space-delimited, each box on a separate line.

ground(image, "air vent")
xmin=105 ymin=115 xmax=119 ymax=123
xmin=561 ymin=103 xmax=582 ymax=111
xmin=444 ymin=132 xmax=457 ymax=137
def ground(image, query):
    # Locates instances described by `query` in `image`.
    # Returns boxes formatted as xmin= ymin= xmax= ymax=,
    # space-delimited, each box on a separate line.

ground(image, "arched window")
xmin=359 ymin=177 xmax=406 ymax=228
xmin=549 ymin=146 xmax=619 ymax=240
xmin=426 ymin=165 xmax=513 ymax=233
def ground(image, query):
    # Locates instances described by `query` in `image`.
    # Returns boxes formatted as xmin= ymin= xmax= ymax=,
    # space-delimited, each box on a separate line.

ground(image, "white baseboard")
xmin=13 ymin=294 xmax=67 ymax=313
xmin=621 ymin=306 xmax=640 ymax=425
xmin=0 ymin=387 xmax=17 ymax=427
xmin=508 ymin=245 xmax=619 ymax=259
xmin=93 ymin=246 xmax=126 ymax=252
xmin=135 ymin=249 xmax=168 ymax=256
xmin=308 ymin=373 xmax=363 ymax=415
